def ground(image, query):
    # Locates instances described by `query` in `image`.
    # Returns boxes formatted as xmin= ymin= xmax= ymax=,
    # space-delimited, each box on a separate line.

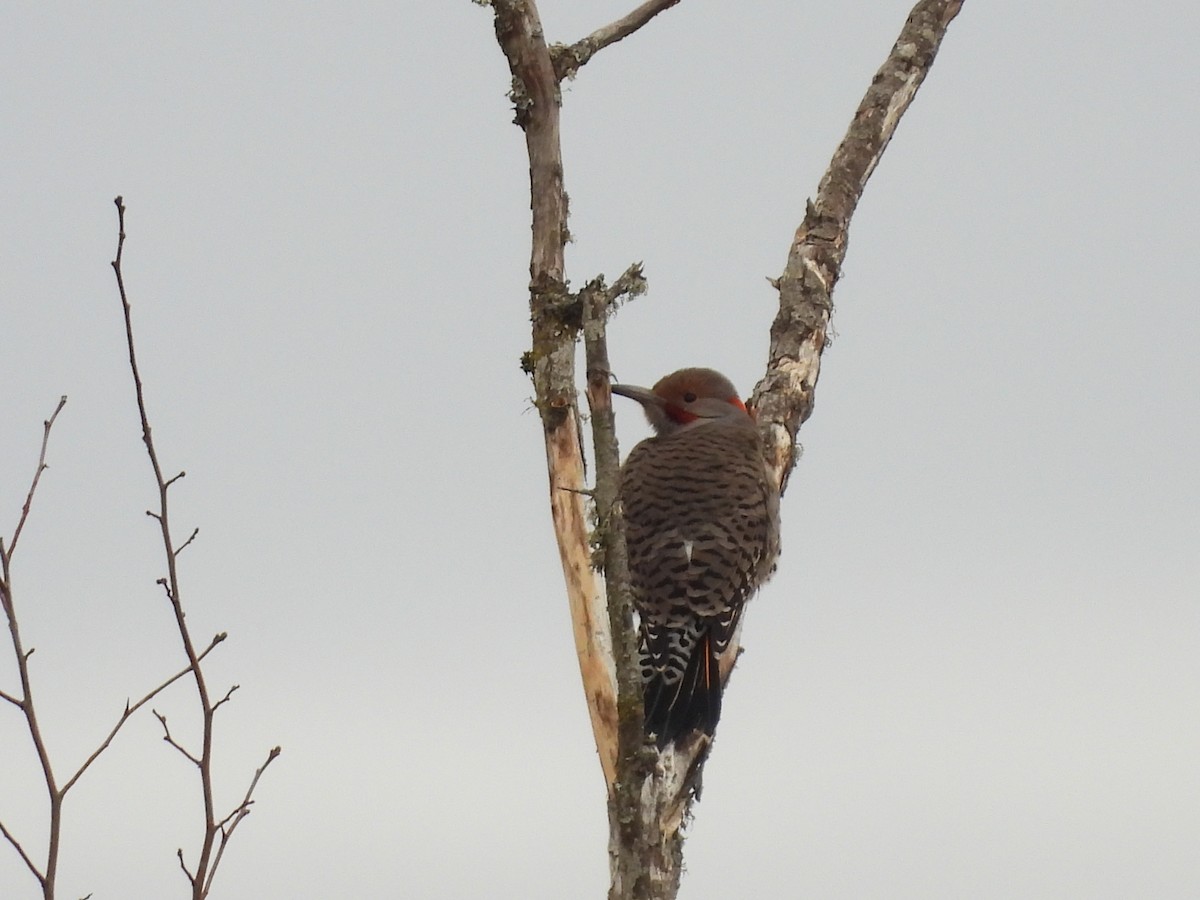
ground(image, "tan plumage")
xmin=613 ymin=368 xmax=779 ymax=747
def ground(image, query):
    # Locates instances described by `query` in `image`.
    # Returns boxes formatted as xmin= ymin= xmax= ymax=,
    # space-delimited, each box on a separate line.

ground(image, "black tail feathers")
xmin=643 ymin=630 xmax=723 ymax=749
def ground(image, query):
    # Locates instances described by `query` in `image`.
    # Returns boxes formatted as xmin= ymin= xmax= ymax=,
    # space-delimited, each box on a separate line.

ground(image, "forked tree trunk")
xmin=487 ymin=1 xmax=964 ymax=896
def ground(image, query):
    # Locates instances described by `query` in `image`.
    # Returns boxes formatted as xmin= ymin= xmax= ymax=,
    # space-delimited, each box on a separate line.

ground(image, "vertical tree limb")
xmin=111 ymin=197 xmax=277 ymax=899
xmin=492 ymin=0 xmax=621 ymax=787
xmin=581 ymin=269 xmax=685 ymax=899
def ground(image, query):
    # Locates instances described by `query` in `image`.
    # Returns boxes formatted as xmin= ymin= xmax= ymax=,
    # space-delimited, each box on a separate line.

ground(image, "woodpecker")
xmin=612 ymin=367 xmax=780 ymax=748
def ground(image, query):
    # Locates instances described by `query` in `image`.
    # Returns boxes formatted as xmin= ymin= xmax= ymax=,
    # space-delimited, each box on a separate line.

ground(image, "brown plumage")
xmin=613 ymin=368 xmax=780 ymax=747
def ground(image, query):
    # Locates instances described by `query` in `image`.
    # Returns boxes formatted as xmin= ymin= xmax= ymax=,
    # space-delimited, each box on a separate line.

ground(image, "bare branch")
xmin=552 ymin=0 xmax=682 ymax=81
xmin=582 ymin=273 xmax=640 ymax=761
xmin=153 ymin=709 xmax=201 ymax=767
xmin=583 ymin=274 xmax=684 ymax=890
xmin=0 ymin=396 xmax=70 ymax=896
xmin=491 ymin=0 xmax=619 ymax=788
xmin=211 ymin=684 xmax=239 ymax=713
xmin=112 ymin=198 xmax=278 ymax=898
xmin=174 ymin=527 xmax=200 ymax=557
xmin=753 ymin=0 xmax=965 ymax=494
xmin=61 ymin=635 xmax=226 ymax=795
xmin=0 ymin=817 xmax=45 ymax=885
xmin=177 ymin=848 xmax=196 ymax=886
xmin=4 ymin=396 xmax=68 ymax=564
xmin=597 ymin=263 xmax=647 ymax=319
xmin=0 ymin=687 xmax=22 ymax=708
xmin=201 ymin=746 xmax=281 ymax=897
xmin=556 ymin=485 xmax=595 ymax=498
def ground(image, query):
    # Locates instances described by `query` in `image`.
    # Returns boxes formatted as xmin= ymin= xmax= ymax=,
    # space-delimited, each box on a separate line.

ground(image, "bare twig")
xmin=211 ymin=683 xmax=239 ymax=713
xmin=0 ymin=817 xmax=44 ymax=885
xmin=3 ymin=396 xmax=68 ymax=563
xmin=552 ymin=0 xmax=682 ymax=81
xmin=153 ymin=710 xmax=202 ymax=767
xmin=174 ymin=527 xmax=200 ymax=557
xmin=201 ymin=746 xmax=281 ymax=897
xmin=60 ymin=634 xmax=226 ymax=795
xmin=177 ymin=849 xmax=195 ymax=886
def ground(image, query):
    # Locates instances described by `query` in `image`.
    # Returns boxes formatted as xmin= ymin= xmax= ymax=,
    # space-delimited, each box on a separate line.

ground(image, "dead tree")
xmin=484 ymin=1 xmax=965 ymax=896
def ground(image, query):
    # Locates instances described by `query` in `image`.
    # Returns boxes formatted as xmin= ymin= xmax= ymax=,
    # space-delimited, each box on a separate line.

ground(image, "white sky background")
xmin=2 ymin=2 xmax=1198 ymax=897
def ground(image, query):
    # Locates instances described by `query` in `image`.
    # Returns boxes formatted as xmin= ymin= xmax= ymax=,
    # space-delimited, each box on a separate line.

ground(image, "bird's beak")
xmin=611 ymin=383 xmax=663 ymax=409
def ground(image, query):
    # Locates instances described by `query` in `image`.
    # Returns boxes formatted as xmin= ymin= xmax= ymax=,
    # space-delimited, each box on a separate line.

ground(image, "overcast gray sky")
xmin=2 ymin=2 xmax=1198 ymax=898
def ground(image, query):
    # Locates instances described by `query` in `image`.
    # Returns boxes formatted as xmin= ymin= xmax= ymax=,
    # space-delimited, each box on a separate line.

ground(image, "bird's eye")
xmin=682 ymin=392 xmax=697 ymax=403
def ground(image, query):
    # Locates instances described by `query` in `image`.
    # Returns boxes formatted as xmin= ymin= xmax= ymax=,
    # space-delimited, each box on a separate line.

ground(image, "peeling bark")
xmin=493 ymin=0 xmax=620 ymax=788
xmin=753 ymin=0 xmax=965 ymax=496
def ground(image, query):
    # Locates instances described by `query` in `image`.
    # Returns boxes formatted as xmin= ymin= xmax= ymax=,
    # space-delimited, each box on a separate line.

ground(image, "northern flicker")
xmin=612 ymin=367 xmax=780 ymax=748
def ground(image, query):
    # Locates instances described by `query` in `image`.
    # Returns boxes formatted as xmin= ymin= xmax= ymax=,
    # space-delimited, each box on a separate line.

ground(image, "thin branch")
xmin=174 ymin=527 xmax=200 ymax=557
xmin=201 ymin=746 xmax=281 ymax=898
xmin=61 ymin=634 xmax=226 ymax=795
xmin=177 ymin=849 xmax=196 ymax=887
xmin=583 ymin=269 xmax=645 ymax=724
xmin=552 ymin=0 xmax=682 ymax=81
xmin=153 ymin=710 xmax=202 ymax=767
xmin=210 ymin=684 xmax=239 ymax=713
xmin=0 ymin=817 xmax=45 ymax=886
xmin=0 ymin=687 xmax=22 ymax=708
xmin=557 ymin=485 xmax=595 ymax=498
xmin=583 ymin=270 xmax=690 ymax=895
xmin=0 ymin=397 xmax=69 ymax=898
xmin=4 ymin=396 xmax=68 ymax=562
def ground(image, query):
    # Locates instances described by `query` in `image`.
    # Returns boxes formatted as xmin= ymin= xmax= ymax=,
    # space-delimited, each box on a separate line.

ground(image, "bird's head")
xmin=612 ymin=367 xmax=754 ymax=436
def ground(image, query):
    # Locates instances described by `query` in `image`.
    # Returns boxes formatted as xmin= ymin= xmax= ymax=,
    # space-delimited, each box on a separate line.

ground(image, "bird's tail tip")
xmin=643 ymin=631 xmax=723 ymax=749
